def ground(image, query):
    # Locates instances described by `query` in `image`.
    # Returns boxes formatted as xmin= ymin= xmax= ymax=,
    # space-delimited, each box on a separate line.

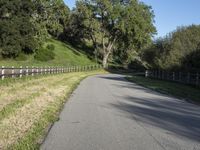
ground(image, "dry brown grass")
xmin=0 ymin=71 xmax=105 ymax=149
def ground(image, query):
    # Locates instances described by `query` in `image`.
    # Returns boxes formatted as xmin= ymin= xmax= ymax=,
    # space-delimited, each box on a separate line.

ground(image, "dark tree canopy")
xmin=142 ymin=25 xmax=200 ymax=71
xmin=0 ymin=0 xmax=37 ymax=57
xmin=0 ymin=0 xmax=70 ymax=58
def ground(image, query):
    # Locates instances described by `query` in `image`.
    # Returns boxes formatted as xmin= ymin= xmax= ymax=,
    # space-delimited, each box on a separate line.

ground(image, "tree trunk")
xmin=102 ymin=53 xmax=109 ymax=69
xmin=102 ymin=37 xmax=116 ymax=69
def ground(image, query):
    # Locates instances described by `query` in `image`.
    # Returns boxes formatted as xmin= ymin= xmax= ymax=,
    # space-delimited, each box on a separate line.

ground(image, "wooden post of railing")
xmin=1 ymin=66 xmax=5 ymax=80
xmin=172 ymin=72 xmax=175 ymax=81
xmin=44 ymin=67 xmax=46 ymax=75
xmin=196 ymin=73 xmax=199 ymax=86
xmin=145 ymin=70 xmax=149 ymax=78
xmin=20 ymin=66 xmax=23 ymax=78
xmin=187 ymin=72 xmax=190 ymax=84
xmin=162 ymin=70 xmax=164 ymax=79
xmin=12 ymin=66 xmax=15 ymax=78
xmin=179 ymin=72 xmax=181 ymax=82
xmin=41 ymin=67 xmax=43 ymax=75
xmin=36 ymin=67 xmax=38 ymax=75
xmin=32 ymin=67 xmax=34 ymax=76
xmin=26 ymin=66 xmax=29 ymax=76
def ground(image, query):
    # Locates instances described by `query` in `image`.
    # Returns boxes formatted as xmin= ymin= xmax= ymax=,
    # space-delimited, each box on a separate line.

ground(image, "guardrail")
xmin=145 ymin=70 xmax=200 ymax=86
xmin=0 ymin=65 xmax=102 ymax=80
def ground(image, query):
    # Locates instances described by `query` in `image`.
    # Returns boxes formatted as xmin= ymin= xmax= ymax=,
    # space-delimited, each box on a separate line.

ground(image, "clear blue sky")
xmin=64 ymin=0 xmax=200 ymax=38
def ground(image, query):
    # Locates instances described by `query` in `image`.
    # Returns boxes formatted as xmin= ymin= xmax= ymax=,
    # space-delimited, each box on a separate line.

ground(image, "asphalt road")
xmin=41 ymin=74 xmax=200 ymax=150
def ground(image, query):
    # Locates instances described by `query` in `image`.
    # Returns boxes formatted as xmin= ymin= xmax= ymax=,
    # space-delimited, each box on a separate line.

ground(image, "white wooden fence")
xmin=0 ymin=65 xmax=102 ymax=80
xmin=145 ymin=70 xmax=200 ymax=86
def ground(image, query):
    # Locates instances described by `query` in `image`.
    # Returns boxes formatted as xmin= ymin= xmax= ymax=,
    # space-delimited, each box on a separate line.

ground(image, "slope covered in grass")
xmin=0 ymin=39 xmax=96 ymax=67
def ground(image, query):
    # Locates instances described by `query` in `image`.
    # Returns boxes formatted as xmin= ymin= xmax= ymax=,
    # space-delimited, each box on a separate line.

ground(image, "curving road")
xmin=41 ymin=74 xmax=200 ymax=150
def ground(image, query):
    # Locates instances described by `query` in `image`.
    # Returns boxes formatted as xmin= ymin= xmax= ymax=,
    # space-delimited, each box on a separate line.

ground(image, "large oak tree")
xmin=72 ymin=0 xmax=156 ymax=68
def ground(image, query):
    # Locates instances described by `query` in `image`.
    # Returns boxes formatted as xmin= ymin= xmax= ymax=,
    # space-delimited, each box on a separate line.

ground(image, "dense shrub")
xmin=34 ymin=47 xmax=55 ymax=62
xmin=0 ymin=0 xmax=38 ymax=58
xmin=142 ymin=25 xmax=200 ymax=71
xmin=46 ymin=44 xmax=55 ymax=51
xmin=15 ymin=53 xmax=28 ymax=61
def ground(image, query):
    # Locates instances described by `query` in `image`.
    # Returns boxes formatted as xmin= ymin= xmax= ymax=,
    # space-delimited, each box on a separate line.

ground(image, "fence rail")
xmin=145 ymin=70 xmax=200 ymax=86
xmin=0 ymin=65 xmax=102 ymax=80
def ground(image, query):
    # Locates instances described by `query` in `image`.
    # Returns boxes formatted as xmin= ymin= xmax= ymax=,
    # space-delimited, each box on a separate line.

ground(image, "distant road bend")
xmin=41 ymin=74 xmax=200 ymax=150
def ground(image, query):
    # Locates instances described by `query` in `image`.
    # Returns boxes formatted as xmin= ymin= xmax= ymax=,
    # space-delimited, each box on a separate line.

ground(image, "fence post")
xmin=12 ymin=66 xmax=15 ymax=78
xmin=145 ymin=70 xmax=149 ymax=78
xmin=32 ymin=67 xmax=34 ymax=76
xmin=1 ymin=66 xmax=5 ymax=80
xmin=162 ymin=70 xmax=164 ymax=79
xmin=48 ymin=67 xmax=50 ymax=74
xmin=20 ymin=66 xmax=23 ymax=78
xmin=187 ymin=72 xmax=190 ymax=84
xmin=196 ymin=73 xmax=199 ymax=86
xmin=179 ymin=72 xmax=181 ymax=82
xmin=44 ymin=67 xmax=46 ymax=75
xmin=172 ymin=72 xmax=175 ymax=81
xmin=36 ymin=67 xmax=38 ymax=75
xmin=26 ymin=66 xmax=29 ymax=76
xmin=41 ymin=67 xmax=43 ymax=75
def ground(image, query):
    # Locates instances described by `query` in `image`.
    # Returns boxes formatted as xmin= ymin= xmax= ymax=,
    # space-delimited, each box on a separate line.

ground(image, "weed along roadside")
xmin=0 ymin=70 xmax=106 ymax=149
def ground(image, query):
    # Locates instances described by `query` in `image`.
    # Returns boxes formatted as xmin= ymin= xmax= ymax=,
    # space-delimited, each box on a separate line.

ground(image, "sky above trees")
xmin=64 ymin=0 xmax=200 ymax=38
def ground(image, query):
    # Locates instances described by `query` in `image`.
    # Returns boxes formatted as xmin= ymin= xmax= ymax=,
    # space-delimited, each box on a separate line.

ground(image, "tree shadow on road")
xmin=110 ymin=94 xmax=200 ymax=142
xmin=99 ymin=74 xmax=200 ymax=142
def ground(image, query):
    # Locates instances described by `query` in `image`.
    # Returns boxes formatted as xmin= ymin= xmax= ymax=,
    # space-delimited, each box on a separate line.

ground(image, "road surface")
xmin=41 ymin=74 xmax=200 ymax=150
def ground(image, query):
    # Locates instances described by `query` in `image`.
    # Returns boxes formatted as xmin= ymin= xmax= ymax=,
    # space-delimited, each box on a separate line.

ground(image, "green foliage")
xmin=46 ymin=44 xmax=55 ymax=51
xmin=0 ymin=0 xmax=38 ymax=58
xmin=34 ymin=0 xmax=70 ymax=38
xmin=142 ymin=25 xmax=200 ymax=71
xmin=15 ymin=53 xmax=28 ymax=61
xmin=65 ymin=0 xmax=156 ymax=68
xmin=34 ymin=46 xmax=55 ymax=62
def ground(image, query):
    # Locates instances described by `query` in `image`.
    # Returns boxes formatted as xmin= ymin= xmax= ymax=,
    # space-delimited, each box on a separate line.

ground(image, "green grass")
xmin=0 ymin=39 xmax=96 ymax=67
xmin=126 ymin=75 xmax=200 ymax=103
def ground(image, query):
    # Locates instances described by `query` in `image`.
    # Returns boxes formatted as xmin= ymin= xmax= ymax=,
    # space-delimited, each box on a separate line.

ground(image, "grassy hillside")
xmin=0 ymin=39 xmax=96 ymax=67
